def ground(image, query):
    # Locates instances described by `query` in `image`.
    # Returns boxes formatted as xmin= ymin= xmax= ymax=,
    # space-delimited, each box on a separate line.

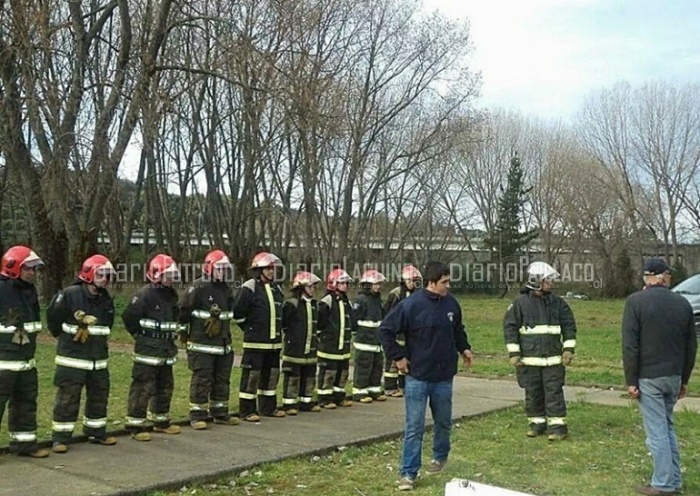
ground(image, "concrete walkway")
xmin=2 ymin=376 xmax=699 ymax=496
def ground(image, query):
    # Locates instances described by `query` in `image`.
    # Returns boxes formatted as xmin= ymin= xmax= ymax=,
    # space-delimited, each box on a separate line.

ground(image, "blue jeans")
xmin=638 ymin=376 xmax=682 ymax=493
xmin=400 ymin=376 xmax=453 ymax=479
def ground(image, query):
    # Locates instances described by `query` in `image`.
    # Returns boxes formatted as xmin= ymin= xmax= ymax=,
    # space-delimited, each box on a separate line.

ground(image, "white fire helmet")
xmin=525 ymin=261 xmax=559 ymax=291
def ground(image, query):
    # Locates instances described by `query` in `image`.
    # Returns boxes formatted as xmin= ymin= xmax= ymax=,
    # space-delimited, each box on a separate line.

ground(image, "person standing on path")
xmin=622 ymin=257 xmax=697 ymax=496
xmin=380 ymin=261 xmax=473 ymax=492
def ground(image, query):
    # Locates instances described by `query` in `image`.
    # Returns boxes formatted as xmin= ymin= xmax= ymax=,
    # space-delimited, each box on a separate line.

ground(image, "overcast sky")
xmin=423 ymin=0 xmax=700 ymax=121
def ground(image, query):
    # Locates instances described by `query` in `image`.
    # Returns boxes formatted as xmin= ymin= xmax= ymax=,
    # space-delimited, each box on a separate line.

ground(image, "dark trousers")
xmin=188 ymin=351 xmax=234 ymax=421
xmin=127 ymin=363 xmax=174 ymax=431
xmin=281 ymin=362 xmax=317 ymax=411
xmin=516 ymin=364 xmax=567 ymax=434
xmin=52 ymin=366 xmax=110 ymax=441
xmin=239 ymin=350 xmax=280 ymax=418
xmin=317 ymin=358 xmax=349 ymax=406
xmin=353 ymin=349 xmax=384 ymax=400
xmin=0 ymin=368 xmax=39 ymax=454
xmin=383 ymin=356 xmax=405 ymax=391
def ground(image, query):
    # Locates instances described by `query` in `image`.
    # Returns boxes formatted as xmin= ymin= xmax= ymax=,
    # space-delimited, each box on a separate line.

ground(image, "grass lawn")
xmin=149 ymin=402 xmax=700 ymax=496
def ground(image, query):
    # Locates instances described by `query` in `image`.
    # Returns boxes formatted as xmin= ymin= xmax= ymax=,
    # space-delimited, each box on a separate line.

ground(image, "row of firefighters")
xmin=0 ymin=246 xmax=425 ymax=457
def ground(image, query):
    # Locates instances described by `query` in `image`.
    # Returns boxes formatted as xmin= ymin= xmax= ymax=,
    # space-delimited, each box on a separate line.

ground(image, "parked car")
xmin=671 ymin=274 xmax=700 ymax=338
xmin=564 ymin=291 xmax=590 ymax=301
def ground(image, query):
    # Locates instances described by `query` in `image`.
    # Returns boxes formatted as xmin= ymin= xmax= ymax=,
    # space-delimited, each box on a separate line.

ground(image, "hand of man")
xmin=461 ymin=350 xmax=474 ymax=369
xmin=562 ymin=351 xmax=574 ymax=366
xmin=627 ymin=385 xmax=640 ymax=400
xmin=396 ymin=358 xmax=410 ymax=375
xmin=679 ymin=384 xmax=688 ymax=399
xmin=509 ymin=355 xmax=523 ymax=367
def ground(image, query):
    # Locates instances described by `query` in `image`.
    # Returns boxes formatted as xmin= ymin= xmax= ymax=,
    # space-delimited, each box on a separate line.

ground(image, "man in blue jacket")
xmin=380 ymin=261 xmax=473 ymax=492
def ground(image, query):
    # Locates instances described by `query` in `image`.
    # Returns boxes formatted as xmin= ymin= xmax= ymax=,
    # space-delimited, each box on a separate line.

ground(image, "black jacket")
xmin=622 ymin=284 xmax=697 ymax=386
xmin=352 ymin=289 xmax=384 ymax=350
xmin=233 ymin=278 xmax=284 ymax=351
xmin=317 ymin=291 xmax=352 ymax=360
xmin=47 ymin=281 xmax=115 ymax=362
xmin=281 ymin=295 xmax=318 ymax=364
xmin=380 ymin=288 xmax=470 ymax=382
xmin=504 ymin=290 xmax=577 ymax=366
xmin=122 ymin=284 xmax=181 ymax=363
xmin=383 ymin=284 xmax=414 ymax=314
xmin=0 ymin=276 xmax=42 ymax=362
xmin=178 ymin=278 xmax=235 ymax=354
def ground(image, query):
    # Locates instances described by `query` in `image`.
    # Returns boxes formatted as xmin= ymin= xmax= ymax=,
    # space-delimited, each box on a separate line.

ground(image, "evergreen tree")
xmin=484 ymin=153 xmax=538 ymax=284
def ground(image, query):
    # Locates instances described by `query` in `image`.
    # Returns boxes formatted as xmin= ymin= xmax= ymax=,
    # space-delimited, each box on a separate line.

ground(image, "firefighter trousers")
xmin=516 ymin=364 xmax=567 ymax=434
xmin=281 ymin=362 xmax=317 ymax=411
xmin=127 ymin=363 xmax=174 ymax=431
xmin=238 ymin=350 xmax=281 ymax=418
xmin=188 ymin=351 xmax=234 ymax=421
xmin=0 ymin=368 xmax=40 ymax=454
xmin=353 ymin=349 xmax=384 ymax=400
xmin=317 ymin=358 xmax=349 ymax=406
xmin=52 ymin=366 xmax=110 ymax=442
xmin=383 ymin=356 xmax=405 ymax=392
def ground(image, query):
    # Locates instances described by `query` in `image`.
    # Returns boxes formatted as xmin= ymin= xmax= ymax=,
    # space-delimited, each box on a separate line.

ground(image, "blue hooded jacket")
xmin=379 ymin=288 xmax=470 ymax=382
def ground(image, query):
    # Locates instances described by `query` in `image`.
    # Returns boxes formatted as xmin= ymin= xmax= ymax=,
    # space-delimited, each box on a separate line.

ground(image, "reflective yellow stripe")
xmin=316 ymin=388 xmax=333 ymax=395
xmin=126 ymin=417 xmax=150 ymax=426
xmin=353 ymin=342 xmax=381 ymax=353
xmin=396 ymin=339 xmax=406 ymax=346
xmin=304 ymin=299 xmax=313 ymax=354
xmin=384 ymin=372 xmax=399 ymax=378
xmin=62 ymin=323 xmax=111 ymax=336
xmin=133 ymin=355 xmax=177 ymax=366
xmin=191 ymin=309 xmax=233 ymax=320
xmin=243 ymin=342 xmax=283 ymax=350
xmin=352 ymin=387 xmax=368 ymax=394
xmin=528 ymin=417 xmax=546 ymax=425
xmin=55 ymin=356 xmax=108 ymax=370
xmin=282 ymin=398 xmax=298 ymax=405
xmin=299 ymin=397 xmax=313 ymax=403
xmin=23 ymin=321 xmax=42 ymax=332
xmin=357 ymin=320 xmax=381 ymax=328
xmin=317 ymin=351 xmax=351 ymax=360
xmin=83 ymin=417 xmax=107 ymax=428
xmin=368 ymin=386 xmax=383 ymax=393
xmin=0 ymin=359 xmax=36 ymax=371
xmin=147 ymin=411 xmax=170 ymax=422
xmin=209 ymin=401 xmax=227 ymax=409
xmin=9 ymin=431 xmax=37 ymax=442
xmin=547 ymin=417 xmax=567 ymax=426
xmin=521 ymin=356 xmax=562 ymax=366
xmin=257 ymin=389 xmax=277 ymax=396
xmin=0 ymin=324 xmax=17 ymax=333
xmin=519 ymin=325 xmax=561 ymax=335
xmin=563 ymin=339 xmax=576 ymax=349
xmin=282 ymin=355 xmax=317 ymax=365
xmin=265 ymin=284 xmax=276 ymax=340
xmin=338 ymin=301 xmax=345 ymax=350
xmin=187 ymin=342 xmax=232 ymax=355
xmin=189 ymin=403 xmax=208 ymax=411
xmin=238 ymin=392 xmax=256 ymax=400
xmin=52 ymin=421 xmax=75 ymax=432
xmin=139 ymin=319 xmax=180 ymax=331
xmin=506 ymin=343 xmax=521 ymax=353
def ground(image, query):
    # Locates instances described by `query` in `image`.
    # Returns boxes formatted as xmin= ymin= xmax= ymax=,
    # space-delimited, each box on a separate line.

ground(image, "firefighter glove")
xmin=562 ymin=351 xmax=574 ymax=366
xmin=204 ymin=303 xmax=222 ymax=338
xmin=73 ymin=310 xmax=98 ymax=344
xmin=510 ymin=355 xmax=523 ymax=367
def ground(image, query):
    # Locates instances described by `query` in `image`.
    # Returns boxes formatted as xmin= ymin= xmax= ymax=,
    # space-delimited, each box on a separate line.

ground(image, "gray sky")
xmin=423 ymin=0 xmax=700 ymax=121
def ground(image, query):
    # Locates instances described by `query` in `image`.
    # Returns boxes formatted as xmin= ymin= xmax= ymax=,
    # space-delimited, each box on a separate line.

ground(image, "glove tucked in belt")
xmin=6 ymin=308 xmax=30 ymax=346
xmin=204 ymin=304 xmax=222 ymax=338
xmin=73 ymin=310 xmax=98 ymax=344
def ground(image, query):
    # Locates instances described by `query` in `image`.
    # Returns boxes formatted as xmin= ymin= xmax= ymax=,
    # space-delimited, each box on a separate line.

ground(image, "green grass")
xmin=149 ymin=402 xmax=700 ymax=496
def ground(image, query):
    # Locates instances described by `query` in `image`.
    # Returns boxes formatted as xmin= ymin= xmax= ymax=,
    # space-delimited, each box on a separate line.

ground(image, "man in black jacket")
xmin=47 ymin=254 xmax=117 ymax=453
xmin=0 ymin=246 xmax=49 ymax=458
xmin=622 ymin=257 xmax=697 ymax=496
xmin=504 ymin=261 xmax=577 ymax=442
xmin=380 ymin=261 xmax=473 ymax=492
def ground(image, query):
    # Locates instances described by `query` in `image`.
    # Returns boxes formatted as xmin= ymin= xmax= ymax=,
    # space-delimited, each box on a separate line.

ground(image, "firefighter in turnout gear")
xmin=316 ymin=268 xmax=354 ymax=409
xmin=47 ymin=254 xmax=117 ymax=453
xmin=383 ymin=265 xmax=422 ymax=397
xmin=123 ymin=254 xmax=184 ymax=441
xmin=352 ymin=269 xmax=387 ymax=403
xmin=178 ymin=250 xmax=240 ymax=430
xmin=0 ymin=246 xmax=49 ymax=458
xmin=233 ymin=252 xmax=285 ymax=421
xmin=281 ymin=271 xmax=322 ymax=415
xmin=504 ymin=261 xmax=577 ymax=441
